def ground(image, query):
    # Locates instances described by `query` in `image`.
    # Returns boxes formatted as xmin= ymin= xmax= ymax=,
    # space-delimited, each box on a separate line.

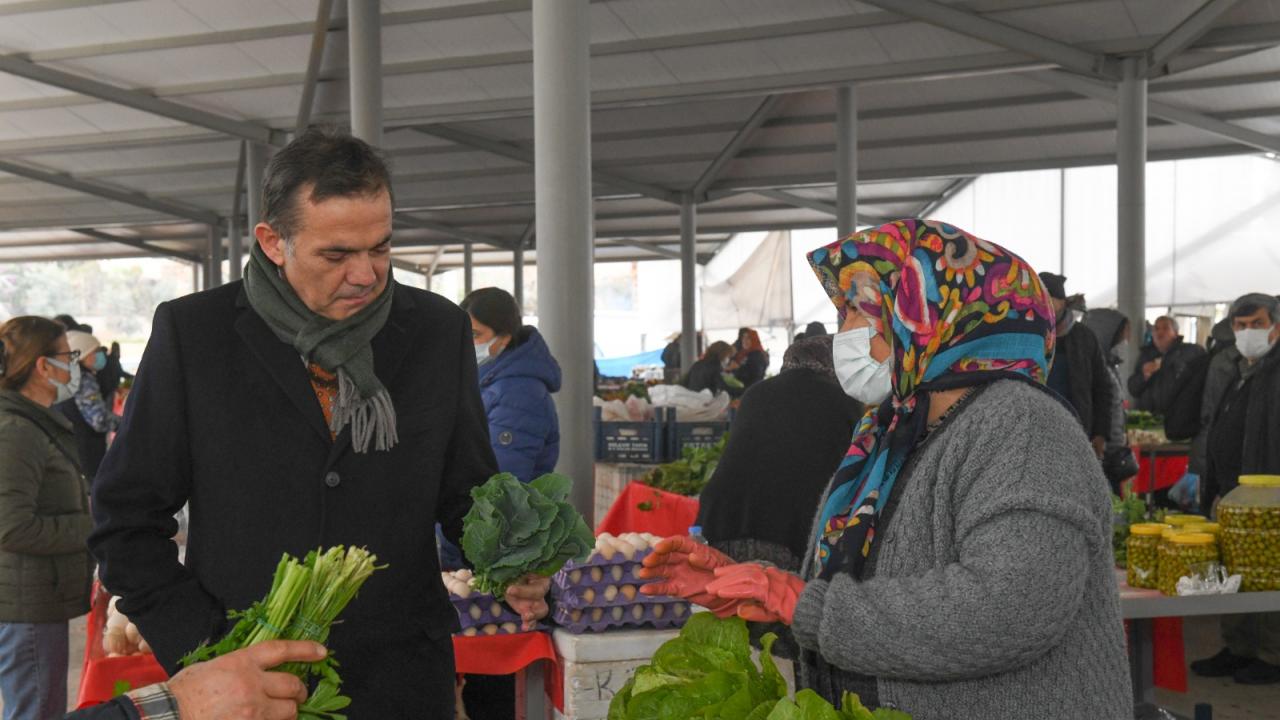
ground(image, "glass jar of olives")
xmin=1126 ymin=523 xmax=1167 ymax=589
xmin=1219 ymin=475 xmax=1280 ymax=592
xmin=1158 ymin=533 xmax=1219 ymax=596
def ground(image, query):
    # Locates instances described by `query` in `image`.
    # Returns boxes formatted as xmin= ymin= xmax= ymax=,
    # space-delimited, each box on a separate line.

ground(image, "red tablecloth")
xmin=1132 ymin=448 xmax=1189 ymax=493
xmin=596 ymin=481 xmax=701 ymax=537
xmin=76 ymin=585 xmax=168 ymax=709
xmin=454 ymin=631 xmax=563 ymax=711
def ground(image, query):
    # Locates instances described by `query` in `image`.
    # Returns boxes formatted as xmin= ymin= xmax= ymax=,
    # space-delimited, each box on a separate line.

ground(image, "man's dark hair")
xmin=260 ymin=126 xmax=393 ymax=240
xmin=460 ymin=287 xmax=523 ymax=339
xmin=1230 ymin=293 xmax=1280 ymax=323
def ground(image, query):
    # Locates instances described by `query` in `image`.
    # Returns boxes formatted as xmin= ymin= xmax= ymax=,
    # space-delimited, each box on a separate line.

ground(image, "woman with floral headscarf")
xmin=641 ymin=220 xmax=1131 ymax=719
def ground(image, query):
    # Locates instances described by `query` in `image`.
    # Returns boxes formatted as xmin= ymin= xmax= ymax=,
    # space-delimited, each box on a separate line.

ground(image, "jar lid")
xmin=1186 ymin=522 xmax=1221 ymax=533
xmin=1164 ymin=514 xmax=1206 ymax=526
xmin=1240 ymin=475 xmax=1280 ymax=488
xmin=1170 ymin=532 xmax=1216 ymax=545
xmin=1162 ymin=527 xmax=1193 ymax=539
xmin=1130 ymin=523 xmax=1170 ymax=536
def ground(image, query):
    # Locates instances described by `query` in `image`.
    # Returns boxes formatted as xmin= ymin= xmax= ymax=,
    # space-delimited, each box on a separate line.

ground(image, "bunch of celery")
xmin=180 ymin=546 xmax=382 ymax=720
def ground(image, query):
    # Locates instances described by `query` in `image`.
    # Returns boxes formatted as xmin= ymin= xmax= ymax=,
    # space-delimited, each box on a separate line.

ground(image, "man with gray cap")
xmin=1191 ymin=292 xmax=1280 ymax=685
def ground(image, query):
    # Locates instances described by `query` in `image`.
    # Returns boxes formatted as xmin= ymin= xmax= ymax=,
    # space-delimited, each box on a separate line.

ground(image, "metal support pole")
xmin=205 ymin=223 xmax=222 ymax=289
xmin=679 ymin=195 xmax=697 ymax=376
xmin=513 ymin=243 xmax=525 ymax=310
xmin=347 ymin=0 xmax=383 ymax=146
xmin=534 ymin=0 xmax=594 ymax=521
xmin=246 ymin=143 xmax=267 ymax=232
xmin=464 ymin=243 xmax=474 ymax=295
xmin=1117 ymin=57 xmax=1147 ymax=386
xmin=836 ymin=85 xmax=858 ymax=237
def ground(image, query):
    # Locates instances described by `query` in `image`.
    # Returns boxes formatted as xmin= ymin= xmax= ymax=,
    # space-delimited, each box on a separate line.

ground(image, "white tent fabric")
xmin=700 ymin=230 xmax=792 ymax=332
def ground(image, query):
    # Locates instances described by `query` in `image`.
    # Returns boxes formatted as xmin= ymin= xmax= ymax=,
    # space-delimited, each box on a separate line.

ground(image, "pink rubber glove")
xmin=704 ymin=563 xmax=807 ymax=625
xmin=637 ymin=536 xmax=740 ymax=614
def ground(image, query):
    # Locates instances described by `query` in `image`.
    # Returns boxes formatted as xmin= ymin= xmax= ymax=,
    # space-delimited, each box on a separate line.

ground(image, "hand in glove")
xmin=637 ymin=536 xmax=740 ymax=614
xmin=704 ymin=563 xmax=807 ymax=625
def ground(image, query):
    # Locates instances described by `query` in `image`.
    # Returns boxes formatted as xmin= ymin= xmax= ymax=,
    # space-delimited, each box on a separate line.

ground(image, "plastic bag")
xmin=647 ymin=384 xmax=730 ymax=421
xmin=1175 ymin=561 xmax=1242 ymax=596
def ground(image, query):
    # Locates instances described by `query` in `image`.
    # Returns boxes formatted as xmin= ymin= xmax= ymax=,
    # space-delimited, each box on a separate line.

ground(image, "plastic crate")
xmin=594 ymin=406 xmax=668 ymax=463
xmin=666 ymin=408 xmax=731 ymax=459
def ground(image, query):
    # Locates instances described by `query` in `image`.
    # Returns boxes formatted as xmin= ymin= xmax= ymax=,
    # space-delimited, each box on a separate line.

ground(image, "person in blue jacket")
xmin=455 ymin=287 xmax=560 ymax=720
xmin=461 ymin=287 xmax=561 ymax=483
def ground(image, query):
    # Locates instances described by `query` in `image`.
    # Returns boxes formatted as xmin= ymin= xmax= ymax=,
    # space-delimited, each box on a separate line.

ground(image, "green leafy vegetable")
xmin=1111 ymin=493 xmax=1164 ymax=567
xmin=180 ymin=546 xmax=381 ymax=720
xmin=1124 ymin=410 xmax=1164 ymax=430
xmin=639 ymin=434 xmax=729 ymax=497
xmin=607 ymin=613 xmax=911 ymax=720
xmin=461 ymin=472 xmax=594 ymax=596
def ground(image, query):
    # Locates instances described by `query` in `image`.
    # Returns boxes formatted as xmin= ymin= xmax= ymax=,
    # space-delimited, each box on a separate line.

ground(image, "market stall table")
xmin=1119 ymin=570 xmax=1280 ymax=718
xmin=1132 ymin=443 xmax=1190 ymax=499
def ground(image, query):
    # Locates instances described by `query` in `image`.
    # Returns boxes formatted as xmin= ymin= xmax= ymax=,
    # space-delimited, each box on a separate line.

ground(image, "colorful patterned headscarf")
xmin=808 ymin=219 xmax=1056 ymax=578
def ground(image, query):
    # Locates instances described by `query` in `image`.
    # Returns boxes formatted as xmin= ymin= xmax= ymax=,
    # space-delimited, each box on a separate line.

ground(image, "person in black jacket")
xmin=1191 ymin=293 xmax=1280 ymax=685
xmin=1128 ymin=315 xmax=1206 ymax=414
xmin=87 ymin=129 xmax=549 ymax=719
xmin=682 ymin=341 xmax=735 ymax=395
xmin=698 ymin=334 xmax=862 ymax=571
xmin=731 ymin=327 xmax=770 ymax=390
xmin=1039 ymin=273 xmax=1111 ymax=458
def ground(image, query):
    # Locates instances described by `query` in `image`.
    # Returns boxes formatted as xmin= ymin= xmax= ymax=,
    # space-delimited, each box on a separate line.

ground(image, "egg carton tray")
xmin=552 ymin=581 xmax=679 ymax=610
xmin=456 ymin=621 xmax=548 ymax=638
xmin=450 ymin=593 xmax=525 ymax=631
xmin=563 ymin=546 xmax=655 ymax=571
xmin=554 ymin=561 xmax=646 ymax=591
xmin=552 ymin=601 xmax=691 ymax=634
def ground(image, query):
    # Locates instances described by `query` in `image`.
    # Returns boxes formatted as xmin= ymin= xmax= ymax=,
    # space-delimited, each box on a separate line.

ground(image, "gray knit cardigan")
xmin=790 ymin=380 xmax=1132 ymax=720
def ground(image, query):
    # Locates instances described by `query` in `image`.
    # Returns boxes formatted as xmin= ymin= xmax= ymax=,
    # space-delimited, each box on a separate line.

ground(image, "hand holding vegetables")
xmin=169 ymin=640 xmax=327 ymax=720
xmin=461 ymin=472 xmax=594 ymax=596
xmin=704 ymin=563 xmax=807 ymax=625
xmin=503 ymin=573 xmax=552 ymax=630
xmin=636 ymin=536 xmax=741 ymax=614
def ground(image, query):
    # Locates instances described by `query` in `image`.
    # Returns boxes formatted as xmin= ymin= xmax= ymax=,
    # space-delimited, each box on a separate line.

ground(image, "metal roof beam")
xmin=753 ymin=189 xmax=893 ymax=226
xmin=0 ymin=56 xmax=284 ymax=147
xmin=614 ymin=241 xmax=682 ymax=260
xmin=916 ymin=176 xmax=977 ymax=218
xmin=412 ymin=124 xmax=680 ymax=204
xmin=859 ymin=0 xmax=1116 ymax=79
xmin=394 ymin=213 xmax=508 ymax=247
xmin=691 ymin=95 xmax=782 ymax=199
xmin=296 ymin=0 xmax=336 ymax=133
xmin=1031 ymin=70 xmax=1280 ymax=154
xmin=0 ymin=0 xmax=131 ymax=17
xmin=69 ymin=227 xmax=201 ymax=264
xmin=1145 ymin=0 xmax=1242 ymax=76
xmin=0 ymin=159 xmax=219 ymax=224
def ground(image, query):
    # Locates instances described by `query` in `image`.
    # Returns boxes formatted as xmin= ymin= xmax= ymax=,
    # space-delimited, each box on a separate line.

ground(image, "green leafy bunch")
xmin=1124 ymin=410 xmax=1164 ymax=430
xmin=1111 ymin=493 xmax=1165 ymax=567
xmin=461 ymin=472 xmax=595 ymax=596
xmin=640 ymin=434 xmax=729 ymax=497
xmin=608 ymin=613 xmax=910 ymax=720
xmin=179 ymin=546 xmax=382 ymax=720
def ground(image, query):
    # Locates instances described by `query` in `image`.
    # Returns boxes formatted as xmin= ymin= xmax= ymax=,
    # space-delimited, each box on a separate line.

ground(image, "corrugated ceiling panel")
xmin=1159 ymin=85 xmax=1280 ymax=112
xmin=591 ymin=53 xmax=682 ymax=90
xmin=20 ymin=139 xmax=238 ymax=174
xmin=993 ymin=0 xmax=1139 ymax=42
xmin=649 ymin=43 xmax=784 ymax=83
xmin=1116 ymin=0 xmax=1213 ymax=36
xmin=754 ymin=28 xmax=893 ymax=74
xmin=0 ymin=107 xmax=102 ymax=140
xmin=604 ymin=0 xmax=740 ymax=38
xmin=382 ymin=70 xmax=490 ymax=106
xmin=866 ymin=23 xmax=1000 ymax=62
xmin=48 ymin=44 xmax=274 ymax=90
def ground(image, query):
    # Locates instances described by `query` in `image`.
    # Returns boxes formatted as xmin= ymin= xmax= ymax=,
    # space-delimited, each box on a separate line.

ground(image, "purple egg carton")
xmin=553 ymin=561 xmax=645 ymax=591
xmin=552 ymin=581 xmax=678 ymax=609
xmin=455 ymin=620 xmax=548 ymax=638
xmin=568 ymin=546 xmax=656 ymax=570
xmin=449 ymin=592 xmax=524 ymax=631
xmin=552 ymin=601 xmax=691 ymax=634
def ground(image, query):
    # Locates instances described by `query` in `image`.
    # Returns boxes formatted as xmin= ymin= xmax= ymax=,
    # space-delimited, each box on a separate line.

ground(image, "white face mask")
xmin=832 ymin=326 xmax=893 ymax=405
xmin=475 ymin=338 xmax=497 ymax=366
xmin=1235 ymin=327 xmax=1277 ymax=361
xmin=45 ymin=356 xmax=81 ymax=402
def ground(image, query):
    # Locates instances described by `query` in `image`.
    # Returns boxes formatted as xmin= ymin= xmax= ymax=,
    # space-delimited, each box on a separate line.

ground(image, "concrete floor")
xmin=3 ymin=614 xmax=1278 ymax=718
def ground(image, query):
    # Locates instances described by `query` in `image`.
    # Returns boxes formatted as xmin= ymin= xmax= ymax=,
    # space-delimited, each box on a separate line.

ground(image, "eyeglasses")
xmin=45 ymin=350 xmax=81 ymax=363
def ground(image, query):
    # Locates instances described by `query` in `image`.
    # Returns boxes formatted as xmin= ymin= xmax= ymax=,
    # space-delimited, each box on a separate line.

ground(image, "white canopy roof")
xmin=0 ymin=0 xmax=1277 ymax=272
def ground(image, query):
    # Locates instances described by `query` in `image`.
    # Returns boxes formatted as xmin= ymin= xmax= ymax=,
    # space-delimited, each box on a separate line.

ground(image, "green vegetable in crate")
xmin=640 ymin=434 xmax=729 ymax=497
xmin=1124 ymin=410 xmax=1164 ymax=430
xmin=180 ymin=546 xmax=382 ymax=720
xmin=461 ymin=472 xmax=594 ymax=595
xmin=608 ymin=613 xmax=910 ymax=720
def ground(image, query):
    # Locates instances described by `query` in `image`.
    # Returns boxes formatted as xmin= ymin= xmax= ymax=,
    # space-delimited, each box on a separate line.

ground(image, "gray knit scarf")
xmin=243 ymin=242 xmax=397 ymax=453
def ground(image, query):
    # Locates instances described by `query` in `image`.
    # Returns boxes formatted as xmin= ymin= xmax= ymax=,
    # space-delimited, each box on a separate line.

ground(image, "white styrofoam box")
xmin=552 ymin=626 xmax=680 ymax=664
xmin=593 ymin=463 xmax=655 ymax=527
xmin=560 ymin=657 xmax=648 ymax=720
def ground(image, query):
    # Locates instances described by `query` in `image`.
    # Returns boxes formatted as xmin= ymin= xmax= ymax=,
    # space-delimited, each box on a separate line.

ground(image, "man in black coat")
xmin=89 ymin=129 xmax=548 ymax=718
xmin=1038 ymin=273 xmax=1111 ymax=457
xmin=1128 ymin=315 xmax=1206 ymax=414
